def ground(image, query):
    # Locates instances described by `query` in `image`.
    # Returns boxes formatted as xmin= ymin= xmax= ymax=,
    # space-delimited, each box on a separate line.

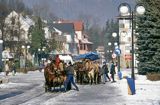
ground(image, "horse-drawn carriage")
xmin=44 ymin=62 xmax=67 ymax=92
xmin=44 ymin=52 xmax=100 ymax=92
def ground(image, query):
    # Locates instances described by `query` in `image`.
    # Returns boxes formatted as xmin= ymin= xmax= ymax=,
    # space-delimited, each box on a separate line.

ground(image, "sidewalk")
xmin=112 ymin=68 xmax=160 ymax=105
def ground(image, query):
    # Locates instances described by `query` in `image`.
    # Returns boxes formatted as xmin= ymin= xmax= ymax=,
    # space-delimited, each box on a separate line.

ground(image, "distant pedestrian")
xmin=5 ymin=61 xmax=10 ymax=76
xmin=64 ymin=62 xmax=79 ymax=91
xmin=44 ymin=60 xmax=48 ymax=67
xmin=11 ymin=62 xmax=16 ymax=76
xmin=110 ymin=61 xmax=116 ymax=83
xmin=39 ymin=62 xmax=43 ymax=72
xmin=102 ymin=62 xmax=111 ymax=83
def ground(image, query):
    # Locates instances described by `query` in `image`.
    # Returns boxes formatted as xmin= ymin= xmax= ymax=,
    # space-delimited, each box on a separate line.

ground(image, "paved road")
xmin=0 ymin=71 xmax=58 ymax=105
xmin=0 ymin=71 xmax=126 ymax=105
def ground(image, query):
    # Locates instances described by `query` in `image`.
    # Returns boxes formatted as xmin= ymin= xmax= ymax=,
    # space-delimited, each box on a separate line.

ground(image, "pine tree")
xmin=136 ymin=0 xmax=160 ymax=74
xmin=31 ymin=17 xmax=45 ymax=54
xmin=103 ymin=20 xmax=118 ymax=60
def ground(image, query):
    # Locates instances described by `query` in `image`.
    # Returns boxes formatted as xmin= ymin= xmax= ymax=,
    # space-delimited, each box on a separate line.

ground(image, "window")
xmin=84 ymin=44 xmax=86 ymax=50
xmin=80 ymin=44 xmax=83 ymax=50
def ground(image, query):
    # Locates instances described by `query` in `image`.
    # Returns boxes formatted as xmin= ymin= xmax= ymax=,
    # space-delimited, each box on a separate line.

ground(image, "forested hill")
xmin=23 ymin=0 xmax=135 ymax=26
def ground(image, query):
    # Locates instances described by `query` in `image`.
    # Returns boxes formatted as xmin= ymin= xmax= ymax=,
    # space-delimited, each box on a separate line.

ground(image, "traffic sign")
xmin=112 ymin=53 xmax=117 ymax=58
xmin=114 ymin=48 xmax=121 ymax=56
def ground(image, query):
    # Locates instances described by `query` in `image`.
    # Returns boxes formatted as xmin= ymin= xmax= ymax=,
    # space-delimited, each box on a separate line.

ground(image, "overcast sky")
xmin=23 ymin=0 xmax=136 ymax=26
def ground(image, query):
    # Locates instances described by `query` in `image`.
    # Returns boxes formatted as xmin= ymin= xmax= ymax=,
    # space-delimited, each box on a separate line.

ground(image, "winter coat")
xmin=110 ymin=64 xmax=115 ymax=74
xmin=102 ymin=65 xmax=109 ymax=74
xmin=12 ymin=63 xmax=16 ymax=71
xmin=65 ymin=65 xmax=74 ymax=75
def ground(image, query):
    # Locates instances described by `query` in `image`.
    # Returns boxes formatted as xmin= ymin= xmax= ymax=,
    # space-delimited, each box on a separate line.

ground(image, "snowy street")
xmin=0 ymin=71 xmax=58 ymax=105
xmin=0 ymin=70 xmax=160 ymax=105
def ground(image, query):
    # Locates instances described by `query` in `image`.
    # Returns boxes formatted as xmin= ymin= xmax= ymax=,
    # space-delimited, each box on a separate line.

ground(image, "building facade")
xmin=118 ymin=15 xmax=137 ymax=68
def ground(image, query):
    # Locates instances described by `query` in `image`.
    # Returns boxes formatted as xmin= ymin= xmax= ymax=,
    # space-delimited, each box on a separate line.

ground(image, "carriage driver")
xmin=64 ymin=62 xmax=79 ymax=91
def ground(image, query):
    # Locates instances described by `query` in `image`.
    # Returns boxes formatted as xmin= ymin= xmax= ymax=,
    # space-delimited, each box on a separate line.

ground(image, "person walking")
xmin=5 ymin=61 xmax=10 ymax=76
xmin=102 ymin=62 xmax=111 ymax=82
xmin=110 ymin=61 xmax=116 ymax=83
xmin=11 ymin=62 xmax=16 ymax=76
xmin=64 ymin=62 xmax=79 ymax=92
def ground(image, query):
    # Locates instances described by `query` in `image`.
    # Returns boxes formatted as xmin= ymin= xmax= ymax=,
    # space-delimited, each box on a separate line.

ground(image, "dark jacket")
xmin=65 ymin=65 xmax=74 ymax=75
xmin=110 ymin=64 xmax=115 ymax=74
xmin=102 ymin=65 xmax=109 ymax=74
xmin=12 ymin=63 xmax=16 ymax=71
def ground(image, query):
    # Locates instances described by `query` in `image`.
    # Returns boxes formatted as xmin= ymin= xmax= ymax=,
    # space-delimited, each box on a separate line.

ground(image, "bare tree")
xmin=77 ymin=13 xmax=93 ymax=31
xmin=32 ymin=1 xmax=59 ymax=22
xmin=0 ymin=1 xmax=9 ymax=40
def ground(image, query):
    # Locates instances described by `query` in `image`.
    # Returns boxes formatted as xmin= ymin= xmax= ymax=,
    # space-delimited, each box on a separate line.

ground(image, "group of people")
xmin=45 ymin=54 xmax=119 ymax=91
xmin=63 ymin=60 xmax=117 ymax=91
xmin=100 ymin=61 xmax=117 ymax=83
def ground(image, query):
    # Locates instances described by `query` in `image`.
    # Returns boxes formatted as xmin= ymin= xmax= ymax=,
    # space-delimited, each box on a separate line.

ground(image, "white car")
xmin=59 ymin=55 xmax=74 ymax=65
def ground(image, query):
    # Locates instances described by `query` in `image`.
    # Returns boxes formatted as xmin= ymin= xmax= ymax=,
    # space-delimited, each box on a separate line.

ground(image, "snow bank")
xmin=112 ymin=72 xmax=160 ymax=105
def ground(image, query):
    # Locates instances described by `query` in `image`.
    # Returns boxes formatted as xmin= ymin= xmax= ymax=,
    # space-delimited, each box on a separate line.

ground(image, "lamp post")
xmin=38 ymin=48 xmax=41 ymax=66
xmin=22 ymin=45 xmax=30 ymax=70
xmin=26 ymin=46 xmax=30 ymax=66
xmin=0 ymin=40 xmax=3 ymax=71
xmin=107 ymin=42 xmax=112 ymax=61
xmin=38 ymin=47 xmax=46 ymax=66
xmin=112 ymin=32 xmax=120 ymax=72
xmin=118 ymin=3 xmax=145 ymax=79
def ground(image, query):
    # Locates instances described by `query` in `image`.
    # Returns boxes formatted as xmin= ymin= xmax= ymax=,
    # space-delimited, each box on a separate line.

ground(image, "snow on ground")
xmin=42 ymin=90 xmax=79 ymax=105
xmin=0 ymin=70 xmax=43 ymax=89
xmin=0 ymin=69 xmax=160 ymax=105
xmin=111 ymin=69 xmax=160 ymax=105
xmin=43 ymin=69 xmax=160 ymax=105
xmin=0 ymin=82 xmax=30 ymax=89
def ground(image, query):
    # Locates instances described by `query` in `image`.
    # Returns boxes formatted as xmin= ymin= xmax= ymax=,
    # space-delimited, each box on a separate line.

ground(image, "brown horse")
xmin=87 ymin=61 xmax=95 ymax=85
xmin=73 ymin=62 xmax=84 ymax=84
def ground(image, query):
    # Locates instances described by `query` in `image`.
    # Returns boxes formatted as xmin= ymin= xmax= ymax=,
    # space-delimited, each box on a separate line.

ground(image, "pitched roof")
xmin=61 ymin=20 xmax=84 ymax=31
xmin=73 ymin=21 xmax=83 ymax=31
xmin=48 ymin=23 xmax=75 ymax=34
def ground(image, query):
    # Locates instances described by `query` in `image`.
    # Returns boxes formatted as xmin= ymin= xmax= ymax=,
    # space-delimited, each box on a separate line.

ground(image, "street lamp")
xmin=0 ymin=40 xmax=3 ymax=71
xmin=119 ymin=3 xmax=145 ymax=79
xmin=114 ymin=42 xmax=118 ymax=46
xmin=38 ymin=47 xmax=46 ymax=66
xmin=108 ymin=42 xmax=112 ymax=46
xmin=21 ymin=45 xmax=30 ymax=70
xmin=112 ymin=32 xmax=117 ymax=38
xmin=107 ymin=42 xmax=112 ymax=61
xmin=112 ymin=32 xmax=121 ymax=72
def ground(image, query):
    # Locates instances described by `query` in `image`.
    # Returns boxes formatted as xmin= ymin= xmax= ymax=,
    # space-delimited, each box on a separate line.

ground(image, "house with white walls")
xmin=48 ymin=22 xmax=77 ymax=55
xmin=4 ymin=11 xmax=34 ymax=42
xmin=61 ymin=20 xmax=93 ymax=54
xmin=2 ymin=11 xmax=34 ymax=64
